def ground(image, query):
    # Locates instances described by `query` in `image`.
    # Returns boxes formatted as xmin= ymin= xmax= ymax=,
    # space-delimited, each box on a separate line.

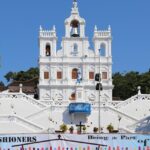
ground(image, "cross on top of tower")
xmin=73 ymin=0 xmax=77 ymax=2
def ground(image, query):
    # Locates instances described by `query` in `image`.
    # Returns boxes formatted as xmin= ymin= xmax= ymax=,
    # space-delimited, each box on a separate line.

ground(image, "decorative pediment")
xmin=43 ymin=93 xmax=51 ymax=99
xmin=101 ymin=94 xmax=110 ymax=102
xmin=57 ymin=93 xmax=63 ymax=101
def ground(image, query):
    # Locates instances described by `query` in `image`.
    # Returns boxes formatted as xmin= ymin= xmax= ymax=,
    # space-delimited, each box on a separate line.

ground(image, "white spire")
xmin=108 ymin=25 xmax=111 ymax=31
xmin=71 ymin=0 xmax=79 ymax=15
xmin=94 ymin=25 xmax=98 ymax=32
xmin=137 ymin=86 xmax=141 ymax=95
xmin=53 ymin=25 xmax=56 ymax=31
xmin=39 ymin=25 xmax=43 ymax=31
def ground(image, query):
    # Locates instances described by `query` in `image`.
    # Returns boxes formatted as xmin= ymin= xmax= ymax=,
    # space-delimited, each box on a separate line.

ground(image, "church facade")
xmin=1 ymin=1 xmax=150 ymax=134
xmin=38 ymin=1 xmax=113 ymax=103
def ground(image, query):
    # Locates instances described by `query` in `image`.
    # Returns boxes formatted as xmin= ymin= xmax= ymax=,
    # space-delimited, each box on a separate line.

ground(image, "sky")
xmin=0 ymin=0 xmax=150 ymax=84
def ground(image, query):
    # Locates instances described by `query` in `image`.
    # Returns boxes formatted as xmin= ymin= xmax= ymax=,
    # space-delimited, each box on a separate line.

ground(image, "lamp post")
xmin=95 ymin=49 xmax=102 ymax=133
xmin=98 ymin=49 xmax=101 ymax=133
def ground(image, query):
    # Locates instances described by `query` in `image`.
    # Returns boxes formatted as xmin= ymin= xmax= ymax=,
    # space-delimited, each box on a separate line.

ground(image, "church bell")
xmin=71 ymin=27 xmax=79 ymax=37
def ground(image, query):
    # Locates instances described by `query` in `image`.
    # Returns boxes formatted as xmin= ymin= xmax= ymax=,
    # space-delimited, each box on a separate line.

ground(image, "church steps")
xmin=118 ymin=127 xmax=134 ymax=133
xmin=103 ymin=106 xmax=139 ymax=122
xmin=0 ymin=115 xmax=44 ymax=133
xmin=25 ymin=104 xmax=138 ymax=126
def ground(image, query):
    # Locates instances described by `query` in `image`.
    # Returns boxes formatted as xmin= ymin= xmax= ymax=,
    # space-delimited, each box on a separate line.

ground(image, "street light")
xmin=95 ymin=49 xmax=103 ymax=133
xmin=98 ymin=49 xmax=101 ymax=133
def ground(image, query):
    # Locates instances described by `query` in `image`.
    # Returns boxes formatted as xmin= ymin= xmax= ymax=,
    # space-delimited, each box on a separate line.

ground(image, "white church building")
xmin=0 ymin=0 xmax=150 ymax=134
xmin=38 ymin=0 xmax=113 ymax=103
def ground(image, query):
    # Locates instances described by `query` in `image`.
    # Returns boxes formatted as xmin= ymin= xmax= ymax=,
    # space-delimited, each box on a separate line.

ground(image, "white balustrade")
xmin=94 ymin=31 xmax=111 ymax=38
xmin=0 ymin=93 xmax=46 ymax=108
xmin=39 ymin=30 xmax=56 ymax=38
xmin=115 ymin=94 xmax=150 ymax=109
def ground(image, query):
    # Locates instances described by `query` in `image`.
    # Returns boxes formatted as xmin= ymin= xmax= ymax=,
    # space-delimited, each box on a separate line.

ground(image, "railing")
xmin=94 ymin=31 xmax=111 ymax=38
xmin=107 ymin=101 xmax=121 ymax=107
xmin=0 ymin=93 xmax=47 ymax=108
xmin=39 ymin=100 xmax=69 ymax=106
xmin=39 ymin=30 xmax=56 ymax=37
xmin=90 ymin=101 xmax=120 ymax=107
xmin=115 ymin=94 xmax=150 ymax=109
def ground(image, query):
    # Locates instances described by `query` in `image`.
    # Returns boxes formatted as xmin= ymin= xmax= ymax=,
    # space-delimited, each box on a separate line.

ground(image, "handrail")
xmin=0 ymin=93 xmax=47 ymax=108
xmin=115 ymin=94 xmax=150 ymax=109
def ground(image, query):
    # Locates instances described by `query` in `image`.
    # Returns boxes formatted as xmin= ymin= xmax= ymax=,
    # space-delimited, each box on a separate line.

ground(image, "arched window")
xmin=73 ymin=43 xmax=78 ymax=52
xmin=70 ymin=20 xmax=80 ymax=37
xmin=100 ymin=43 xmax=106 ymax=56
xmin=72 ymin=43 xmax=78 ymax=56
xmin=72 ymin=68 xmax=78 ymax=79
xmin=45 ymin=44 xmax=51 ymax=56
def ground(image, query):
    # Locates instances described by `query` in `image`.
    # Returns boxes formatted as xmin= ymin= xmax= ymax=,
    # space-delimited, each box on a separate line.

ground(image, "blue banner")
xmin=69 ymin=103 xmax=91 ymax=114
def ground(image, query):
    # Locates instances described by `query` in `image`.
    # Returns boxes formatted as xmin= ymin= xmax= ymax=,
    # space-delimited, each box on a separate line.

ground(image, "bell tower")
xmin=62 ymin=0 xmax=89 ymax=57
xmin=65 ymin=0 xmax=85 ymax=38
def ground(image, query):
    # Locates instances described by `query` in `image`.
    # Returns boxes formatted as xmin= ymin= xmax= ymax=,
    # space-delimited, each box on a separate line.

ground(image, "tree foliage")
xmin=107 ymin=123 xmax=114 ymax=133
xmin=60 ymin=124 xmax=68 ymax=133
xmin=4 ymin=67 xmax=39 ymax=82
xmin=113 ymin=71 xmax=150 ymax=100
xmin=0 ymin=81 xmax=5 ymax=87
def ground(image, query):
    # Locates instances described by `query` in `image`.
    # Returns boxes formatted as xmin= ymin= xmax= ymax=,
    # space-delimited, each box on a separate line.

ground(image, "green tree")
xmin=140 ymin=72 xmax=150 ymax=94
xmin=0 ymin=81 xmax=5 ymax=86
xmin=113 ymin=71 xmax=140 ymax=100
xmin=113 ymin=72 xmax=126 ymax=100
xmin=124 ymin=71 xmax=140 ymax=98
xmin=4 ymin=71 xmax=15 ymax=82
xmin=113 ymin=71 xmax=150 ymax=100
xmin=4 ymin=67 xmax=39 ymax=82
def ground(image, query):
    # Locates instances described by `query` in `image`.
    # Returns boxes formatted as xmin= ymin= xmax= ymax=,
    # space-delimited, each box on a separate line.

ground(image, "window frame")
xmin=102 ymin=72 xmax=108 ymax=80
xmin=44 ymin=71 xmax=49 ymax=79
xmin=89 ymin=71 xmax=94 ymax=80
xmin=72 ymin=68 xmax=78 ymax=79
xmin=57 ymin=71 xmax=62 ymax=79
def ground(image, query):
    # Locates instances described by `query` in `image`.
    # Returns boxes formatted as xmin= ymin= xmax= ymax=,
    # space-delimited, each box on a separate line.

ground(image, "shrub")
xmin=107 ymin=123 xmax=114 ymax=133
xmin=60 ymin=124 xmax=68 ymax=133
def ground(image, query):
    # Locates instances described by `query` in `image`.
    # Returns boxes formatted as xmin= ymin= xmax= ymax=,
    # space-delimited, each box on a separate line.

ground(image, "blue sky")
xmin=0 ymin=0 xmax=150 ymax=83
